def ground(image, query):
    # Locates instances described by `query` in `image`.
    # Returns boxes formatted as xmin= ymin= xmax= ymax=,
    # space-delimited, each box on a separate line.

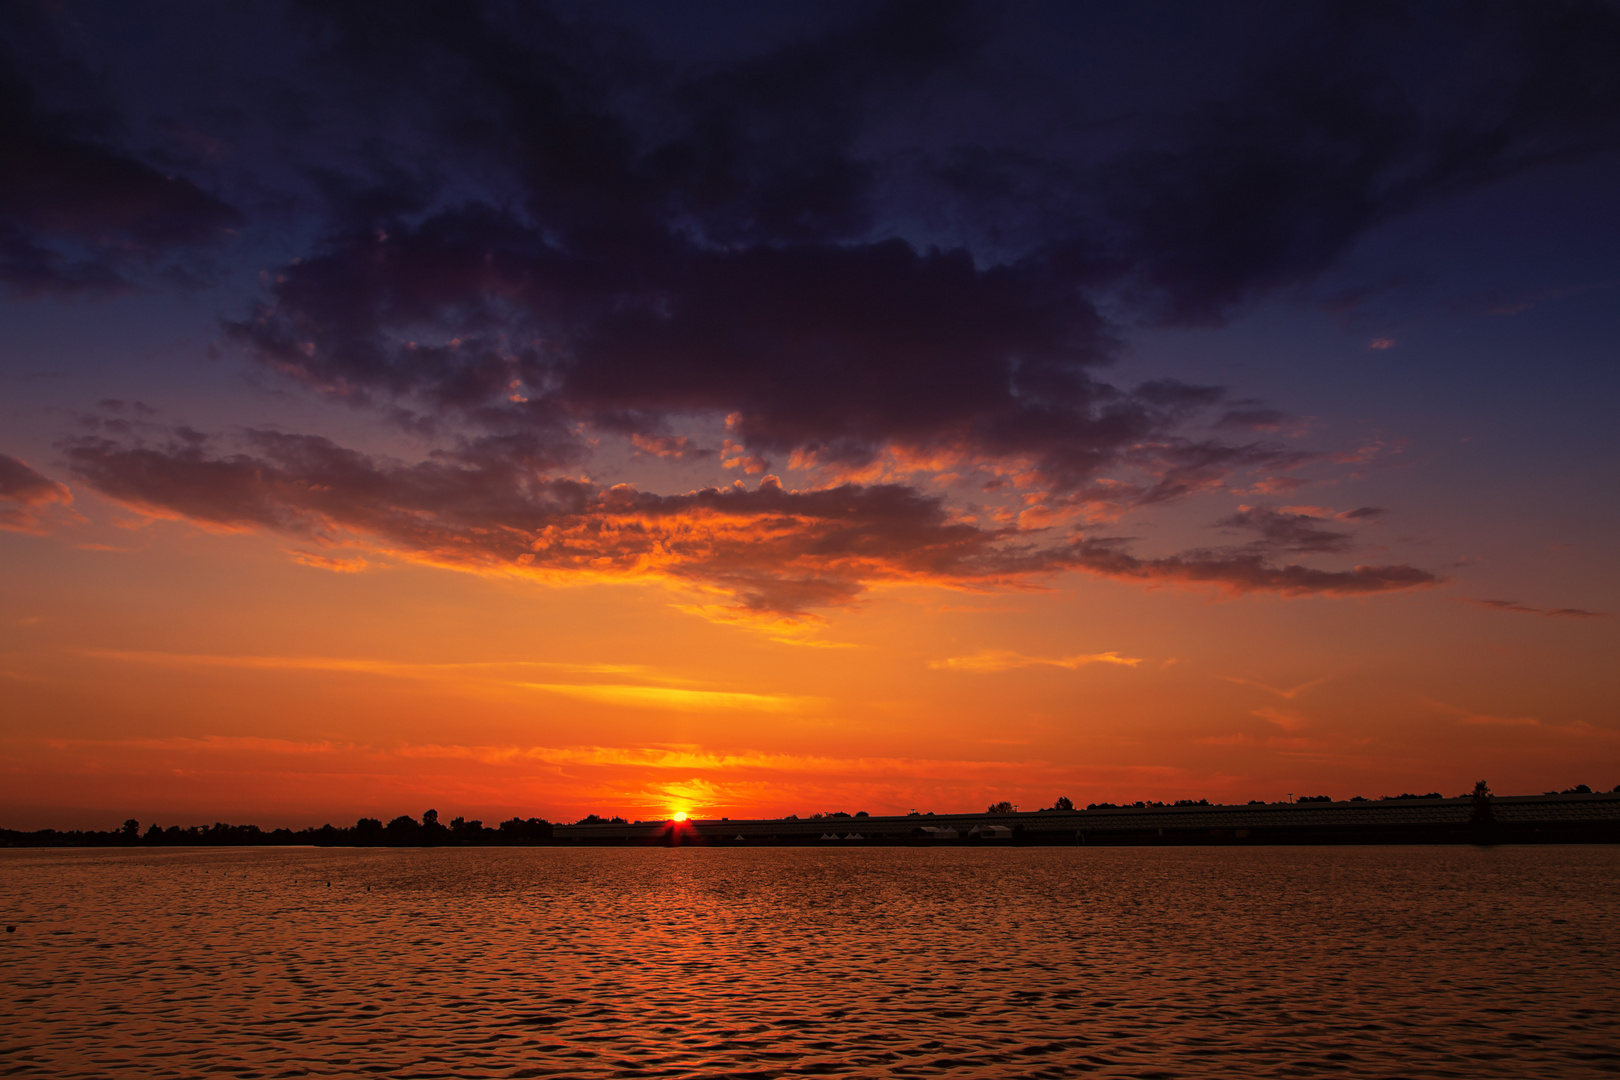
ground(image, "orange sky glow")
xmin=4 ymin=492 xmax=1614 ymax=829
xmin=2 ymin=2 xmax=1617 ymax=831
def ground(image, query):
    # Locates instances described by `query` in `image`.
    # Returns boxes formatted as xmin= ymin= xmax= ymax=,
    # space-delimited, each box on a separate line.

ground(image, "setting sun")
xmin=672 ymin=812 xmax=688 ymax=822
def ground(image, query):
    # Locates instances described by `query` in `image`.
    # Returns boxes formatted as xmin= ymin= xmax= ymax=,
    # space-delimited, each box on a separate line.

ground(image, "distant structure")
xmin=552 ymin=790 xmax=1620 ymax=846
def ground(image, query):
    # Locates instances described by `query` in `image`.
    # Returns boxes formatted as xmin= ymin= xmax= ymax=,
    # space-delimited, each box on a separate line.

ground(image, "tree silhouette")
xmin=1470 ymin=778 xmax=1497 ymax=839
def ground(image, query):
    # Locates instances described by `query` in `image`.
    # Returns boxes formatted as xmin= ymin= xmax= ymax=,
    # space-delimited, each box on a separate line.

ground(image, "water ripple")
xmin=2 ymin=846 xmax=1617 ymax=1077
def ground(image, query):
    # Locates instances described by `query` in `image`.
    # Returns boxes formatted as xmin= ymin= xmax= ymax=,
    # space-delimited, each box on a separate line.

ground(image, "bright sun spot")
xmin=673 ymin=811 xmax=688 ymax=822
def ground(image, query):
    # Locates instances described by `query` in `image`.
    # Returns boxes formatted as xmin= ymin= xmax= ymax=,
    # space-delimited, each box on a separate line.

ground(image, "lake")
xmin=3 ymin=845 xmax=1617 ymax=1078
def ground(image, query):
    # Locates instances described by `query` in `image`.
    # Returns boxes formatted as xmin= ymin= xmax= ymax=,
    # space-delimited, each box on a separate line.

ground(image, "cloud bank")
xmin=29 ymin=1 xmax=1617 ymax=616
xmin=64 ymin=427 xmax=1437 ymax=619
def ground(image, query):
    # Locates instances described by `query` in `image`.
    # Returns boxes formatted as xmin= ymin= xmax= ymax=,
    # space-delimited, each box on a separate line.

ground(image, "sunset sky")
xmin=2 ymin=1 xmax=1617 ymax=830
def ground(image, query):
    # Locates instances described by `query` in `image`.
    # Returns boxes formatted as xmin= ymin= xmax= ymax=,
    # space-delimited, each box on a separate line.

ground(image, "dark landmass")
xmin=0 ymin=810 xmax=552 ymax=849
xmin=6 ymin=784 xmax=1620 ymax=848
xmin=554 ymin=787 xmax=1620 ymax=847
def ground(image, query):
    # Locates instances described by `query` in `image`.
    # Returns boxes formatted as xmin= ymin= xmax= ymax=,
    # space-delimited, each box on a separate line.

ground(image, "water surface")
xmin=3 ymin=845 xmax=1617 ymax=1078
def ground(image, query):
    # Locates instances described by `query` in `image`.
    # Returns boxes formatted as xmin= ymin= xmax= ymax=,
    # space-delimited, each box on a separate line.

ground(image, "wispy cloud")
xmin=63 ymin=428 xmax=1440 ymax=633
xmin=0 ymin=454 xmax=78 ymax=534
xmin=390 ymin=742 xmax=1041 ymax=777
xmin=1467 ymin=599 xmax=1608 ymax=619
xmin=515 ymin=683 xmax=812 ymax=713
xmin=1222 ymin=675 xmax=1329 ymax=699
xmin=1195 ymin=733 xmax=1316 ymax=749
xmin=35 ymin=735 xmax=1062 ymax=781
xmin=1425 ymin=698 xmax=1541 ymax=727
xmin=19 ymin=729 xmax=1219 ymax=818
xmin=1251 ymin=706 xmax=1308 ymax=731
xmin=286 ymin=549 xmax=370 ymax=573
xmin=670 ymin=603 xmax=854 ymax=648
xmin=43 ymin=735 xmax=354 ymax=755
xmin=82 ymin=649 xmax=655 ymax=680
xmin=1425 ymin=699 xmax=1620 ymax=740
xmin=1456 ymin=714 xmax=1542 ymax=728
xmin=930 ymin=649 xmax=1142 ymax=673
xmin=78 ymin=649 xmax=808 ymax=715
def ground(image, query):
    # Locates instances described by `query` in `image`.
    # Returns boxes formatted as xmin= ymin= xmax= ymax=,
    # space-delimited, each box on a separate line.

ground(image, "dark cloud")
xmin=1133 ymin=442 xmax=1311 ymax=507
xmin=9 ymin=1 xmax=1604 ymax=616
xmin=0 ymin=20 xmax=239 ymax=295
xmin=292 ymin=0 xmax=975 ymax=246
xmin=630 ymin=434 xmax=710 ymax=461
xmin=227 ymin=206 xmax=1269 ymax=494
xmin=1066 ymin=540 xmax=1438 ymax=598
xmin=7 ymin=0 xmax=1613 ymax=317
xmin=214 ymin=4 xmax=1246 ymax=496
xmin=1216 ymin=506 xmax=1355 ymax=555
xmin=1216 ymin=408 xmax=1296 ymax=433
xmin=211 ymin=0 xmax=1620 ymax=501
xmin=0 ymin=453 xmax=73 ymax=533
xmin=64 ymin=429 xmax=1438 ymax=619
xmin=95 ymin=399 xmax=157 ymax=416
xmin=1470 ymin=599 xmax=1608 ymax=620
xmin=1101 ymin=1 xmax=1620 ymax=324
xmin=0 ymin=452 xmax=63 ymax=501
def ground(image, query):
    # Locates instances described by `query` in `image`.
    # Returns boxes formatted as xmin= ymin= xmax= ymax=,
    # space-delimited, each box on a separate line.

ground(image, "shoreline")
xmin=7 ymin=791 xmax=1617 ymax=848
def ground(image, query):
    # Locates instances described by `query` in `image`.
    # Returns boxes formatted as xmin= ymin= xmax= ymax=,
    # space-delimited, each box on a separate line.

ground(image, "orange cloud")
xmin=1249 ymin=475 xmax=1310 ymax=495
xmin=630 ymin=433 xmax=709 ymax=460
xmin=44 ymin=734 xmax=357 ymax=755
xmin=1194 ymin=733 xmax=1316 ymax=749
xmin=0 ymin=454 xmax=76 ymax=534
xmin=80 ymin=649 xmax=812 ymax=715
xmin=286 ymin=549 xmax=370 ymax=572
xmin=515 ymin=682 xmax=811 ymax=712
xmin=81 ymin=648 xmax=669 ymax=686
xmin=1222 ymin=675 xmax=1329 ymax=699
xmin=1251 ymin=706 xmax=1308 ymax=731
xmin=930 ymin=649 xmax=1142 ymax=672
xmin=1455 ymin=714 xmax=1541 ymax=728
xmin=1425 ymin=698 xmax=1541 ymax=727
xmin=64 ymin=429 xmax=1441 ymax=627
xmin=720 ymin=439 xmax=769 ymax=474
xmin=671 ymin=603 xmax=854 ymax=647
xmin=1421 ymin=701 xmax=1620 ymax=742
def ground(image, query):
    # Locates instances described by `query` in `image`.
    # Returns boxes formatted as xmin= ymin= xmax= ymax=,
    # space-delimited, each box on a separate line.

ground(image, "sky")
xmin=2 ymin=0 xmax=1617 ymax=830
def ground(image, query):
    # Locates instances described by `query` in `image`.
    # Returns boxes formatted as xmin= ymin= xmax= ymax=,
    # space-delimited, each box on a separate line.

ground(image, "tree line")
xmin=6 ymin=783 xmax=1615 ymax=847
xmin=0 ymin=809 xmax=553 ymax=848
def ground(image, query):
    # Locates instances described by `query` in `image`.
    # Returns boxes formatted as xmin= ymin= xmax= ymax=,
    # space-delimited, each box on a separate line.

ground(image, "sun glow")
xmin=672 ymin=811 xmax=688 ymax=822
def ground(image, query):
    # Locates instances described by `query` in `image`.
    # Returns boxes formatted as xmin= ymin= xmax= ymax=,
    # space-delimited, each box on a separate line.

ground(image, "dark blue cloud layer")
xmin=11 ymin=1 xmax=1612 ymax=610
